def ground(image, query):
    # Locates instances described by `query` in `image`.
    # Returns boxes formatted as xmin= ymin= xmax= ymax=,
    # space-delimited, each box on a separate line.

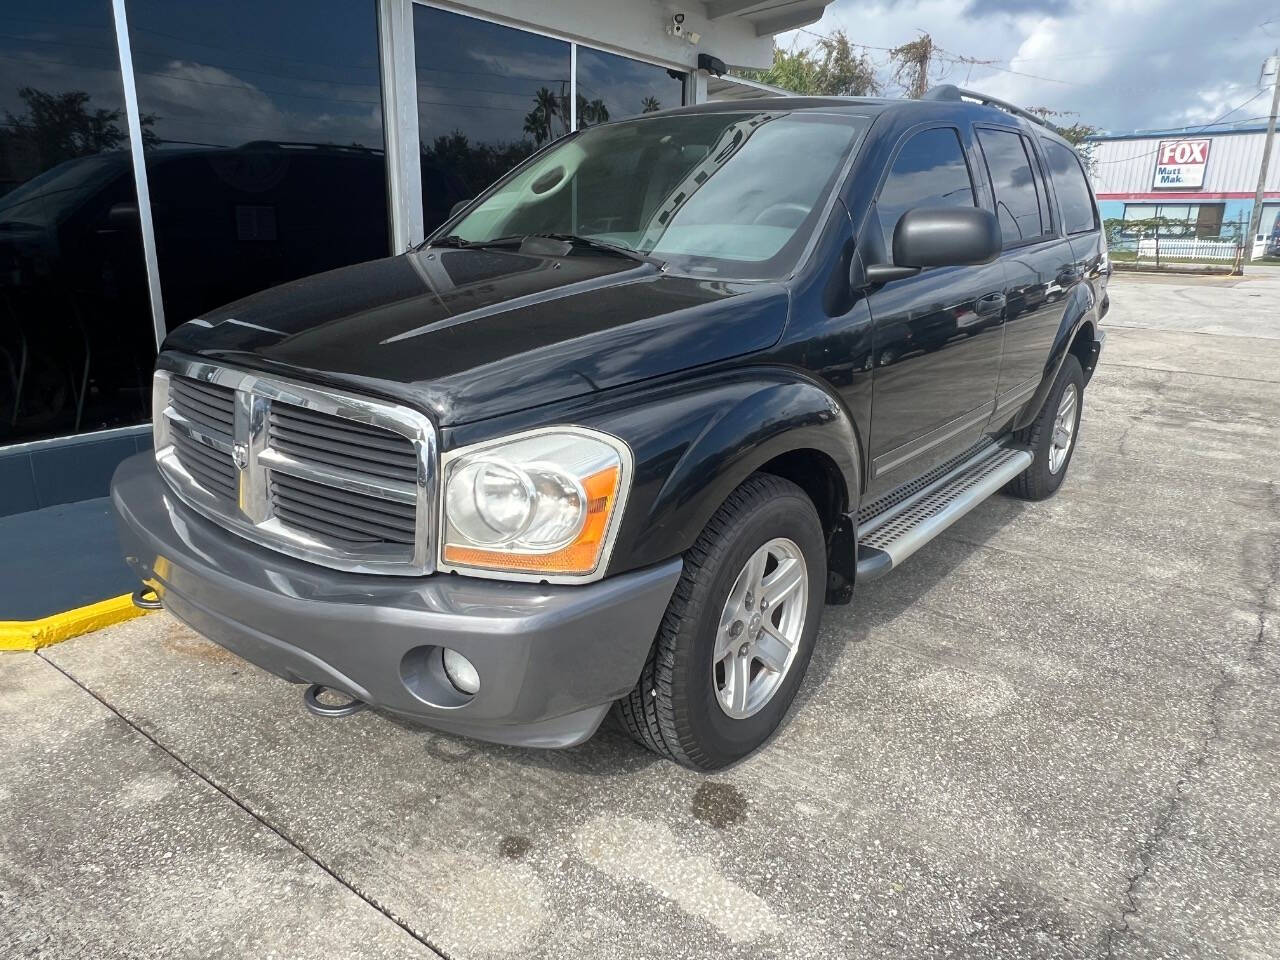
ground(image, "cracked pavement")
xmin=3 ymin=271 xmax=1279 ymax=959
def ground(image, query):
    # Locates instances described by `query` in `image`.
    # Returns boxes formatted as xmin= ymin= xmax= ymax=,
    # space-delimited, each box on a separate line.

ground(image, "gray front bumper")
xmin=112 ymin=454 xmax=682 ymax=748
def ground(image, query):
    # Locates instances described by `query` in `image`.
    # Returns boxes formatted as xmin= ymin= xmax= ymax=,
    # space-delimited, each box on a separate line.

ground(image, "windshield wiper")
xmin=428 ymin=232 xmax=662 ymax=268
xmin=528 ymin=233 xmax=662 ymax=267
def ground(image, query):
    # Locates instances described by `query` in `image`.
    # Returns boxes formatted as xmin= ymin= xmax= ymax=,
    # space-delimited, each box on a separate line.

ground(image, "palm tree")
xmin=641 ymin=96 xmax=661 ymax=113
xmin=576 ymin=95 xmax=609 ymax=127
xmin=523 ymin=107 xmax=548 ymax=145
xmin=532 ymin=87 xmax=560 ymax=142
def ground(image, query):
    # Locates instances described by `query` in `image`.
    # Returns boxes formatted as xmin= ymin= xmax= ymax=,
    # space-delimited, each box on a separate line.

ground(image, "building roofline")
xmin=1086 ymin=123 xmax=1278 ymax=142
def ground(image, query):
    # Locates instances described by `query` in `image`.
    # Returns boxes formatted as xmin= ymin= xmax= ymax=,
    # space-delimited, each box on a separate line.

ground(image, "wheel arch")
xmin=1012 ymin=287 xmax=1100 ymax=432
xmin=599 ymin=368 xmax=862 ymax=582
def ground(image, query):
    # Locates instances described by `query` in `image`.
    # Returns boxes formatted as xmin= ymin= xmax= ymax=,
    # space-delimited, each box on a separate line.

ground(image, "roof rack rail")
xmin=922 ymin=84 xmax=1062 ymax=135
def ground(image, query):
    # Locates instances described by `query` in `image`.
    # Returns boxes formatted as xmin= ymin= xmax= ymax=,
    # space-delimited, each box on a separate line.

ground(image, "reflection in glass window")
xmin=128 ymin=0 xmax=389 ymax=328
xmin=1041 ymin=138 xmax=1097 ymax=235
xmin=575 ymin=47 xmax=684 ymax=130
xmin=977 ymin=128 xmax=1044 ymax=246
xmin=413 ymin=5 xmax=571 ymax=234
xmin=0 ymin=0 xmax=155 ymax=445
xmin=876 ymin=127 xmax=975 ymax=252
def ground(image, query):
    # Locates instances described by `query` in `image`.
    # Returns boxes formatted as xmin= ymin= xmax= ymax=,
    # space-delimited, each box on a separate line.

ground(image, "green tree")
xmin=641 ymin=95 xmax=661 ymax=113
xmin=740 ymin=29 xmax=880 ymax=97
xmin=1 ymin=87 xmax=158 ymax=170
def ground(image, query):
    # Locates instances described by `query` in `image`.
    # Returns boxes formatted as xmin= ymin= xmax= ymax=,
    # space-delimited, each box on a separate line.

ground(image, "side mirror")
xmin=449 ymin=199 xmax=469 ymax=219
xmin=865 ymin=207 xmax=1002 ymax=285
xmin=101 ymin=201 xmax=140 ymax=231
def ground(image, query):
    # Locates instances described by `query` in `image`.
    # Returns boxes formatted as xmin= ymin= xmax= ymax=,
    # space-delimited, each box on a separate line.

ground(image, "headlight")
xmin=440 ymin=427 xmax=631 ymax=580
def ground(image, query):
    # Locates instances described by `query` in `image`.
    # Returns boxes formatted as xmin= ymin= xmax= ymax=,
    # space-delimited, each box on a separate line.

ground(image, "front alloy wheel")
xmin=616 ymin=474 xmax=826 ymax=770
xmin=713 ymin=538 xmax=808 ymax=719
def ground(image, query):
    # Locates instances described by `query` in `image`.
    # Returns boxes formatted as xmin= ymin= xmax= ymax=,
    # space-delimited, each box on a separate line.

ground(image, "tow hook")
xmin=303 ymin=683 xmax=367 ymax=718
xmin=132 ymin=586 xmax=163 ymax=610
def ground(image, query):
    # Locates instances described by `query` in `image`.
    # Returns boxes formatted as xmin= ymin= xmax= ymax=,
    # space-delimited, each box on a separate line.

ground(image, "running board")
xmin=856 ymin=443 xmax=1032 ymax=581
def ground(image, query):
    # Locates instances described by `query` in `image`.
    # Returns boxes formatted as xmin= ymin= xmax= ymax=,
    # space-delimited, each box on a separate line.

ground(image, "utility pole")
xmin=1247 ymin=53 xmax=1280 ymax=259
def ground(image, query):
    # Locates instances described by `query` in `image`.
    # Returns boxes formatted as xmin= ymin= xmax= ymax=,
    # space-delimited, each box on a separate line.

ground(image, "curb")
xmin=0 ymin=594 xmax=153 ymax=652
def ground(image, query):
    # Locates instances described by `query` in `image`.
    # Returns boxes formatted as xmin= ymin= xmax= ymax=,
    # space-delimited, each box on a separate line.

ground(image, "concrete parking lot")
xmin=3 ymin=271 xmax=1278 ymax=960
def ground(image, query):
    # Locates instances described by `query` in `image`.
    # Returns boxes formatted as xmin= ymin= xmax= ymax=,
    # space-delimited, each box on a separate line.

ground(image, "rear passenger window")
xmin=977 ymin=128 xmax=1046 ymax=246
xmin=877 ymin=127 xmax=976 ymax=252
xmin=1041 ymin=139 xmax=1098 ymax=235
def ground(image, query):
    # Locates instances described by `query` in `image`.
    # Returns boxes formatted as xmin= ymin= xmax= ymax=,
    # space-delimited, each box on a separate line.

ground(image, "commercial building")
xmin=1086 ymin=123 xmax=1280 ymax=250
xmin=0 ymin=0 xmax=824 ymax=524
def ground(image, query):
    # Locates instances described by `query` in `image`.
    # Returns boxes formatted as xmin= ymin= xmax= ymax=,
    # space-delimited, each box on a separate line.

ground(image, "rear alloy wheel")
xmin=615 ymin=474 xmax=826 ymax=770
xmin=1007 ymin=353 xmax=1085 ymax=501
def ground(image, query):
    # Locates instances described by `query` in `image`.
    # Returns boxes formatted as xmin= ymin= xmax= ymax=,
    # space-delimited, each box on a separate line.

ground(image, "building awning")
xmin=707 ymin=73 xmax=792 ymax=101
xmin=705 ymin=0 xmax=833 ymax=37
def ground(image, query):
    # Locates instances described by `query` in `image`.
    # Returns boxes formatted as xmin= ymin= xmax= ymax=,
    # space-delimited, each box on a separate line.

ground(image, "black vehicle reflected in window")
xmin=127 ymin=0 xmax=389 ymax=329
xmin=876 ymin=127 xmax=976 ymax=251
xmin=977 ymin=128 xmax=1047 ymax=246
xmin=413 ymin=5 xmax=571 ymax=234
xmin=0 ymin=0 xmax=155 ymax=445
xmin=574 ymin=47 xmax=684 ymax=129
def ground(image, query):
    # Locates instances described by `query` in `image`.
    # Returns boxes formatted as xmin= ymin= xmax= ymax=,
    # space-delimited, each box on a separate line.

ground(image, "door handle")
xmin=976 ymin=293 xmax=1006 ymax=314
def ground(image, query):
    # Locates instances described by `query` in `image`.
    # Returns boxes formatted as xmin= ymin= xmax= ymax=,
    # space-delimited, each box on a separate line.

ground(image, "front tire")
xmin=1007 ymin=354 xmax=1085 ymax=501
xmin=615 ymin=474 xmax=826 ymax=770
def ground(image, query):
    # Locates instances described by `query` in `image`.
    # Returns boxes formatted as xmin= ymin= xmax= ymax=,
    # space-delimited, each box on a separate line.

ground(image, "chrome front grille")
xmin=166 ymin=376 xmax=238 ymax=503
xmin=153 ymin=359 xmax=436 ymax=576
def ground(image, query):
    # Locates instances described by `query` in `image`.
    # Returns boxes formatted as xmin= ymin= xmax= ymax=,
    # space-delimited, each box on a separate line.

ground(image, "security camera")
xmin=671 ymin=12 xmax=685 ymax=36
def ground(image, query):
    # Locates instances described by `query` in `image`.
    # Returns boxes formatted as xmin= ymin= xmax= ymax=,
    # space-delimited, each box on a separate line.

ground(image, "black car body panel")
xmin=163 ymin=249 xmax=790 ymax=426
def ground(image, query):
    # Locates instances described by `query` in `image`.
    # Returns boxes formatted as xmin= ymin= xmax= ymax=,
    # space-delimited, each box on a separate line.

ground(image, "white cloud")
xmin=781 ymin=0 xmax=1277 ymax=133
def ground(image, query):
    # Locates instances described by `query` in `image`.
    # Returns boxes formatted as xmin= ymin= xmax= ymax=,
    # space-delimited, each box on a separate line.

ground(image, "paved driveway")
xmin=3 ymin=272 xmax=1278 ymax=960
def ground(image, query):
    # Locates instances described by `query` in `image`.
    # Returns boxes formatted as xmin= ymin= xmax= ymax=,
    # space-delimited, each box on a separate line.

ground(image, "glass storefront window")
xmin=1121 ymin=202 xmax=1224 ymax=239
xmin=413 ymin=5 xmax=571 ymax=234
xmin=0 ymin=0 xmax=156 ymax=445
xmin=127 ymin=0 xmax=389 ymax=329
xmin=575 ymin=47 xmax=685 ymax=130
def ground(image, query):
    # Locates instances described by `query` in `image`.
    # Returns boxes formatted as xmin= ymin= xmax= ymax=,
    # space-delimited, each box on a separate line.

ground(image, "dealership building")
xmin=1086 ymin=122 xmax=1280 ymax=249
xmin=0 ymin=0 xmax=820 ymax=542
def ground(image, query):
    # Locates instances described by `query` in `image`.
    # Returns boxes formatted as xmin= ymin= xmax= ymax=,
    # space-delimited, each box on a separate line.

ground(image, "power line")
xmin=1092 ymin=89 xmax=1269 ymax=164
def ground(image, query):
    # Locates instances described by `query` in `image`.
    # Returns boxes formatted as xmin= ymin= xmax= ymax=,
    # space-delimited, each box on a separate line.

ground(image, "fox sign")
xmin=1152 ymin=139 xmax=1210 ymax=189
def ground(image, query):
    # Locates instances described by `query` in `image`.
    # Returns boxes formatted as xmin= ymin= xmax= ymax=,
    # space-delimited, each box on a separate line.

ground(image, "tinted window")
xmin=129 ymin=0 xmax=389 ymax=329
xmin=1042 ymin=139 xmax=1097 ymax=235
xmin=877 ymin=127 xmax=975 ymax=251
xmin=0 ymin=0 xmax=156 ymax=445
xmin=414 ymin=5 xmax=570 ymax=234
xmin=575 ymin=47 xmax=684 ymax=129
xmin=977 ymin=128 xmax=1045 ymax=245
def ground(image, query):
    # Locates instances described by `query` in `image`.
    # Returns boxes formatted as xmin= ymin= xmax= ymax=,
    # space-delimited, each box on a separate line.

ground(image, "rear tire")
xmin=1007 ymin=354 xmax=1084 ymax=501
xmin=615 ymin=474 xmax=826 ymax=771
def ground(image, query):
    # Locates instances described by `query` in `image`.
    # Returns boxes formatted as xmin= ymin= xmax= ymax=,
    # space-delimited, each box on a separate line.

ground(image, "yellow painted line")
xmin=0 ymin=594 xmax=154 ymax=651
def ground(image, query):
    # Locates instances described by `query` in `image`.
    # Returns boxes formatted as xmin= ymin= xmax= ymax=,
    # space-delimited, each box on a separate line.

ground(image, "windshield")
xmin=0 ymin=153 xmax=130 ymax=227
xmin=442 ymin=111 xmax=868 ymax=280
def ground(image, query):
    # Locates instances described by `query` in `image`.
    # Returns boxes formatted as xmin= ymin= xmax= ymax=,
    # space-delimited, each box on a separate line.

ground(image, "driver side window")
xmin=877 ymin=127 xmax=976 ymax=254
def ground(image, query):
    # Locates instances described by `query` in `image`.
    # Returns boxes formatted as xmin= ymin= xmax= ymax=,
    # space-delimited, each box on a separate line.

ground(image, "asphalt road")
xmin=3 ymin=271 xmax=1278 ymax=960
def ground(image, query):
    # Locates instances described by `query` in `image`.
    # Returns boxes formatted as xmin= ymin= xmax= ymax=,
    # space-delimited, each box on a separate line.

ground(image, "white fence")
xmin=1136 ymin=238 xmax=1239 ymax=261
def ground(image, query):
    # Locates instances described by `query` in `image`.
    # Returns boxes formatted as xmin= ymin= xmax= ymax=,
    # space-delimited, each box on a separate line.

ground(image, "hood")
xmin=162 ymin=247 xmax=789 ymax=426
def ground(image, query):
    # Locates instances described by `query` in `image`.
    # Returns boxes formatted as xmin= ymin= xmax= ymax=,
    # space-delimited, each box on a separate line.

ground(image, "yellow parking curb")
xmin=0 ymin=594 xmax=153 ymax=651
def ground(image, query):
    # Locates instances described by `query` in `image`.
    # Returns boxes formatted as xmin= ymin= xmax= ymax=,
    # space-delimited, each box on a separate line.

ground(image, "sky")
xmin=777 ymin=1 xmax=1280 ymax=134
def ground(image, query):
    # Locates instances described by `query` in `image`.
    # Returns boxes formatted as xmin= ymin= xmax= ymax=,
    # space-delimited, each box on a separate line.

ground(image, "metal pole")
xmin=1247 ymin=53 xmax=1280 ymax=259
xmin=111 ymin=0 xmax=166 ymax=348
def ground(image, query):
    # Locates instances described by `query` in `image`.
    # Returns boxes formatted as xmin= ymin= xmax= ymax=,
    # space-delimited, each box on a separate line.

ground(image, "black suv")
xmin=113 ymin=86 xmax=1108 ymax=770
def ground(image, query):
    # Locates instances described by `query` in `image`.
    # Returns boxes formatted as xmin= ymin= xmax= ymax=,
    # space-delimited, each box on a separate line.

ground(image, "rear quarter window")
xmin=1041 ymin=139 xmax=1098 ymax=235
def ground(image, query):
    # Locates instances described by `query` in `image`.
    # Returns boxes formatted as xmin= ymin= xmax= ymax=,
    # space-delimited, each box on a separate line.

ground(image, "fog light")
xmin=441 ymin=648 xmax=480 ymax=695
